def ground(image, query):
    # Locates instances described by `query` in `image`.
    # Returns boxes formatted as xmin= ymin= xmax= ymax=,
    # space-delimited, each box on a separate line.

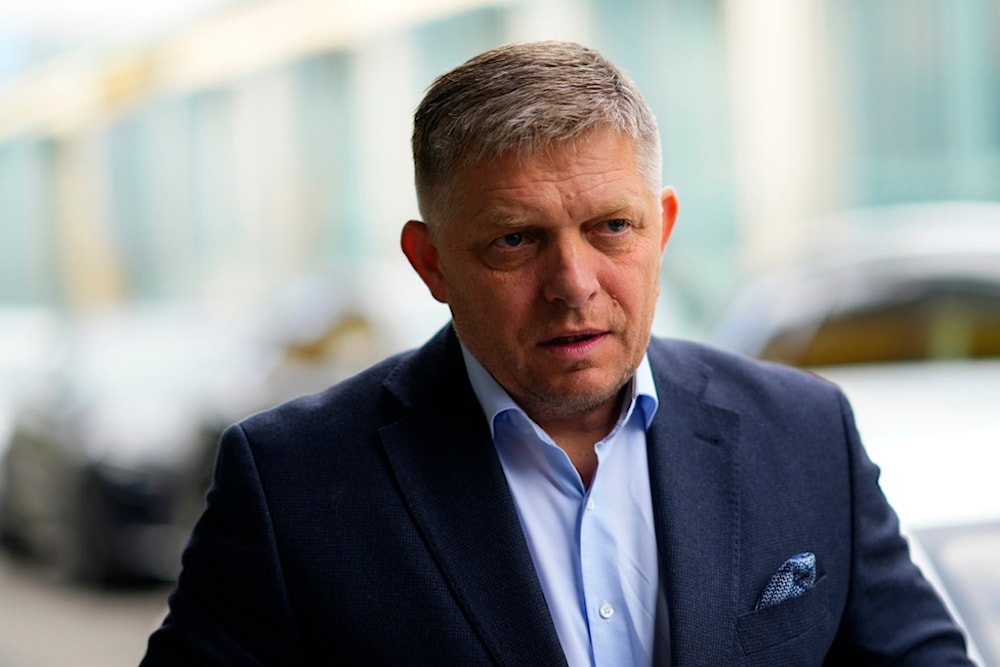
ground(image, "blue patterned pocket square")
xmin=756 ymin=552 xmax=816 ymax=610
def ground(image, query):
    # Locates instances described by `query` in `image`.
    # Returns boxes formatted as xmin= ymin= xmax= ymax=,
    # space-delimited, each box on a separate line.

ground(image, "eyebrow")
xmin=482 ymin=198 xmax=642 ymax=223
xmin=482 ymin=213 xmax=533 ymax=230
xmin=468 ymin=184 xmax=651 ymax=235
xmin=598 ymin=198 xmax=641 ymax=219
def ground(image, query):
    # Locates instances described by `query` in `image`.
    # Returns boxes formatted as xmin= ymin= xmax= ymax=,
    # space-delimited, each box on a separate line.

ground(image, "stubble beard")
xmin=517 ymin=372 xmax=633 ymax=424
xmin=512 ymin=340 xmax=646 ymax=425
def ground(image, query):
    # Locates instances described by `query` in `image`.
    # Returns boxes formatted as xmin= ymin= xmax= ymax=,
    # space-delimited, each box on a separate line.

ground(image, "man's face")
xmin=403 ymin=129 xmax=677 ymax=427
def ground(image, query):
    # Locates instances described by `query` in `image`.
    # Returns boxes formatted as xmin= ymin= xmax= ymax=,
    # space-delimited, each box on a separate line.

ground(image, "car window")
xmin=759 ymin=284 xmax=1000 ymax=366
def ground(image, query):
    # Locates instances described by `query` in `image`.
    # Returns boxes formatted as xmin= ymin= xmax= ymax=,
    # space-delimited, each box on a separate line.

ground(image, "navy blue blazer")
xmin=142 ymin=326 xmax=971 ymax=665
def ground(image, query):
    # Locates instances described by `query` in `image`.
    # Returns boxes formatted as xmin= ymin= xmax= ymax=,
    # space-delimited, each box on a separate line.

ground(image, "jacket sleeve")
xmin=827 ymin=390 xmax=974 ymax=665
xmin=140 ymin=423 xmax=304 ymax=666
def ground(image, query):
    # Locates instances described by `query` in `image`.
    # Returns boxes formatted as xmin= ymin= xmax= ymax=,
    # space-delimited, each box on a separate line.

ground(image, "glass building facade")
xmin=0 ymin=0 xmax=998 ymax=334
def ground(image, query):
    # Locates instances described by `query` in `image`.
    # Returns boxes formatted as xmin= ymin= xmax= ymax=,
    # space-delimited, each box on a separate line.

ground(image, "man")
xmin=141 ymin=41 xmax=972 ymax=665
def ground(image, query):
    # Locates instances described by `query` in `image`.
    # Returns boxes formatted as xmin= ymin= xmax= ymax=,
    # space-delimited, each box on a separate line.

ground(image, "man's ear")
xmin=401 ymin=220 xmax=448 ymax=303
xmin=659 ymin=186 xmax=679 ymax=251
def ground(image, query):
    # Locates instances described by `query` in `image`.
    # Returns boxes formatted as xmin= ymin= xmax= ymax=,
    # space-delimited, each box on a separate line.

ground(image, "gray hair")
xmin=412 ymin=41 xmax=662 ymax=230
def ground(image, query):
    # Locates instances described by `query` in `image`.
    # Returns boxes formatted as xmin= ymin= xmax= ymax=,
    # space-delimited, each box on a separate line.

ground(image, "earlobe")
xmin=659 ymin=187 xmax=679 ymax=251
xmin=400 ymin=220 xmax=448 ymax=303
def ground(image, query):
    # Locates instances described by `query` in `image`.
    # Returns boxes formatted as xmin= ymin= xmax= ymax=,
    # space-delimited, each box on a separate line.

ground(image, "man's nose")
xmin=541 ymin=238 xmax=600 ymax=308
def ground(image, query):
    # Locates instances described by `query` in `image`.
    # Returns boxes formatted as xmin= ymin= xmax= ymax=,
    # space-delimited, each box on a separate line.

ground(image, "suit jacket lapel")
xmin=647 ymin=341 xmax=742 ymax=665
xmin=378 ymin=328 xmax=567 ymax=667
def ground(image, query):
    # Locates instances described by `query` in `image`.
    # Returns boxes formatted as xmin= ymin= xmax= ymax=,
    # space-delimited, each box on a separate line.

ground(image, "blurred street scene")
xmin=1 ymin=0 xmax=999 ymax=664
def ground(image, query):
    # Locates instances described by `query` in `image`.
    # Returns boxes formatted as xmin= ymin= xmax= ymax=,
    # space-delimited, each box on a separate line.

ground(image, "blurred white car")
xmin=709 ymin=201 xmax=1000 ymax=664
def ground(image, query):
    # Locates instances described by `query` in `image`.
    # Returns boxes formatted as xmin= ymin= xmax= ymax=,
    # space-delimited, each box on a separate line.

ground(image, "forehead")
xmin=450 ymin=131 xmax=651 ymax=222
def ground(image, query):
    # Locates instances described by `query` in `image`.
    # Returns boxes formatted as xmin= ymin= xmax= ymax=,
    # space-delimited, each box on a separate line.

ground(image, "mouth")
xmin=540 ymin=331 xmax=607 ymax=348
xmin=545 ymin=333 xmax=599 ymax=345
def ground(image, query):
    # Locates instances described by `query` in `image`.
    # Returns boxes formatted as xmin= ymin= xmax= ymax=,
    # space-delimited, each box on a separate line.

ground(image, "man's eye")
xmin=605 ymin=219 xmax=629 ymax=233
xmin=494 ymin=233 xmax=525 ymax=248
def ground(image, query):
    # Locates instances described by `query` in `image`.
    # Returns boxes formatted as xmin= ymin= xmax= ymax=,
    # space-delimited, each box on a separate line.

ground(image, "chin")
xmin=544 ymin=380 xmax=625 ymax=412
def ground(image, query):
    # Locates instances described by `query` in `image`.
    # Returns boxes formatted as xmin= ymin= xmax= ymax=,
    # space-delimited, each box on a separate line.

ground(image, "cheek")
xmin=610 ymin=263 xmax=655 ymax=303
xmin=449 ymin=272 xmax=524 ymax=327
xmin=468 ymin=267 xmax=533 ymax=303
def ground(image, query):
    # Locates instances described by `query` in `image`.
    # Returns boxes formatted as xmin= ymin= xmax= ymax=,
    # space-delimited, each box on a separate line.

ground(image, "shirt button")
xmin=599 ymin=602 xmax=614 ymax=619
xmin=586 ymin=498 xmax=595 ymax=511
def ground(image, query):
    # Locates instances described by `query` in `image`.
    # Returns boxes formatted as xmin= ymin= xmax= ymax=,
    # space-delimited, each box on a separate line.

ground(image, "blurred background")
xmin=0 ymin=0 xmax=998 ymax=665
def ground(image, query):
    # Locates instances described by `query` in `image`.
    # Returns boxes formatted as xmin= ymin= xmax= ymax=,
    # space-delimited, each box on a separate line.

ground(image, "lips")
xmin=541 ymin=331 xmax=606 ymax=347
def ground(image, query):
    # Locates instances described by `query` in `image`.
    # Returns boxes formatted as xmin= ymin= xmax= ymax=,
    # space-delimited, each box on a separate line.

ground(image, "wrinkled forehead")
xmin=437 ymin=132 xmax=654 ymax=227
xmin=466 ymin=132 xmax=653 ymax=195
xmin=422 ymin=128 xmax=659 ymax=234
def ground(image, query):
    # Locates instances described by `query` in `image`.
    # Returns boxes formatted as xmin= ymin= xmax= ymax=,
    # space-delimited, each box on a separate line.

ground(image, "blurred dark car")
xmin=0 ymin=307 xmax=65 ymax=499
xmin=708 ymin=201 xmax=1000 ymax=664
xmin=0 ymin=304 xmax=262 ymax=584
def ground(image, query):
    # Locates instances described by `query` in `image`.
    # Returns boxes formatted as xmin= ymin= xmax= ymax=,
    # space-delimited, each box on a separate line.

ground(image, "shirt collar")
xmin=460 ymin=343 xmax=659 ymax=440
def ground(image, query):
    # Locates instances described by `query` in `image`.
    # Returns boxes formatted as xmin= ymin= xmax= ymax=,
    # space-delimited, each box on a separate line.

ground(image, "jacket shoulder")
xmin=236 ymin=325 xmax=459 ymax=448
xmin=239 ymin=349 xmax=407 ymax=437
xmin=648 ymin=337 xmax=842 ymax=407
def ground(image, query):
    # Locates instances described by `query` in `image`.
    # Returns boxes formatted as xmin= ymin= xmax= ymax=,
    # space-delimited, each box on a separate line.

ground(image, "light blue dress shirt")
xmin=461 ymin=346 xmax=660 ymax=667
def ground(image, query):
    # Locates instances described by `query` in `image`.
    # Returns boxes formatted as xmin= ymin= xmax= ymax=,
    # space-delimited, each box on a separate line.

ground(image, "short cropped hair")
xmin=412 ymin=40 xmax=662 ymax=231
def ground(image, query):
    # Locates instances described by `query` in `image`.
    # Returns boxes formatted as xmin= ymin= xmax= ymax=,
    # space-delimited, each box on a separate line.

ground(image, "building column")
xmin=724 ymin=0 xmax=838 ymax=272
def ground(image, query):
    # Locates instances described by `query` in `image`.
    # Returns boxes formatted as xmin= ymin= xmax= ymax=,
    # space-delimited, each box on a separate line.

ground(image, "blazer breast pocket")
xmin=736 ymin=573 xmax=831 ymax=656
